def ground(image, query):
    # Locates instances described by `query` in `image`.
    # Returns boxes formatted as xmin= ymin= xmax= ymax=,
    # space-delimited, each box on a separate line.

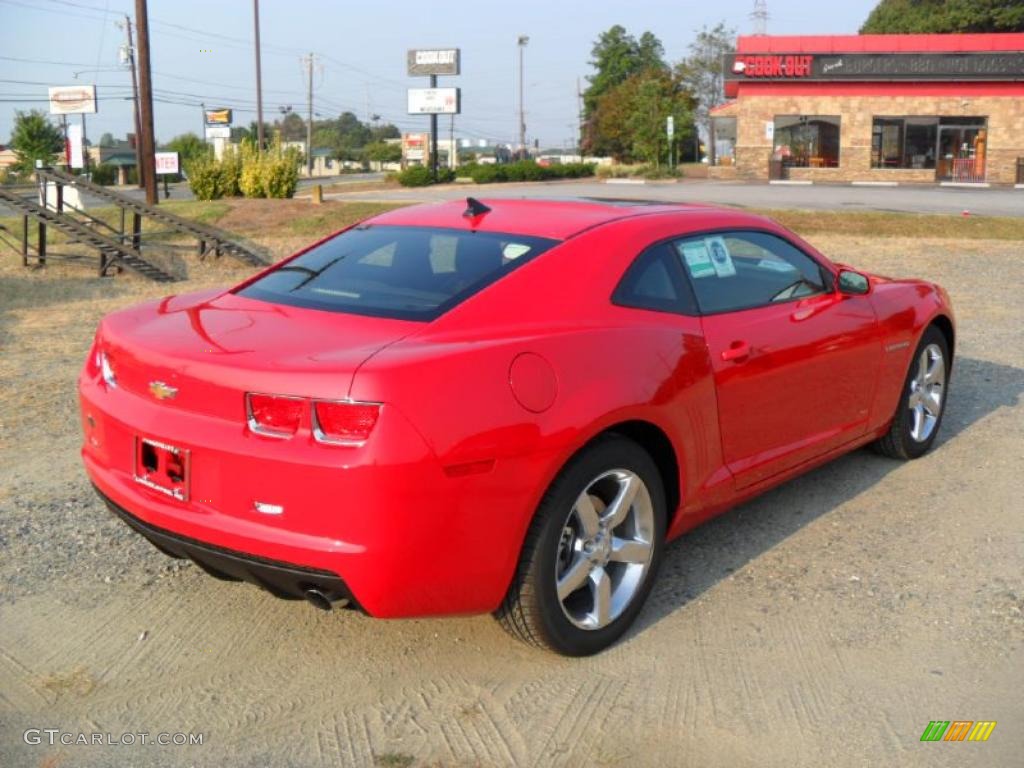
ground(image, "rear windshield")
xmin=238 ymin=225 xmax=558 ymax=320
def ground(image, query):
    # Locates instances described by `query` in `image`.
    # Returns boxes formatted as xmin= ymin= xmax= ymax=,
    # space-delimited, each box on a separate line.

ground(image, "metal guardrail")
xmin=0 ymin=185 xmax=177 ymax=282
xmin=36 ymin=167 xmax=271 ymax=268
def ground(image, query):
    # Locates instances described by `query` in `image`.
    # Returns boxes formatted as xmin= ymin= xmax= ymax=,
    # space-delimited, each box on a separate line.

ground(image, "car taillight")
xmin=98 ymin=350 xmax=117 ymax=388
xmin=246 ymin=393 xmax=304 ymax=438
xmin=312 ymin=400 xmax=380 ymax=444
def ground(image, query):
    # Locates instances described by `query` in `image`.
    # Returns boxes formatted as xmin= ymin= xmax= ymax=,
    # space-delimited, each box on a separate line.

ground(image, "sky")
xmin=1 ymin=0 xmax=877 ymax=150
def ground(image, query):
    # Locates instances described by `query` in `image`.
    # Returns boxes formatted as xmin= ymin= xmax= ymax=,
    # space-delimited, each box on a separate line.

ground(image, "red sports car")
xmin=79 ymin=198 xmax=954 ymax=655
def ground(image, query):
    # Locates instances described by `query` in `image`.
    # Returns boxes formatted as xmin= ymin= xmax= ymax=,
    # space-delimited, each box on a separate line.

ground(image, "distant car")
xmin=79 ymin=198 xmax=955 ymax=655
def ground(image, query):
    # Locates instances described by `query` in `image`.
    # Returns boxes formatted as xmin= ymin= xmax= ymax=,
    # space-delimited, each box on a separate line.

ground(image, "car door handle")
xmin=721 ymin=341 xmax=751 ymax=362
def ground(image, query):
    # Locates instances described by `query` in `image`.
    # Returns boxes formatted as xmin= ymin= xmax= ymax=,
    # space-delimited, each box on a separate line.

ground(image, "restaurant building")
xmin=709 ymin=33 xmax=1024 ymax=185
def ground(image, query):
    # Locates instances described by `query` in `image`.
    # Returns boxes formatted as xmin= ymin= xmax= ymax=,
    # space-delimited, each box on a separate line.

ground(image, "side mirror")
xmin=838 ymin=270 xmax=870 ymax=296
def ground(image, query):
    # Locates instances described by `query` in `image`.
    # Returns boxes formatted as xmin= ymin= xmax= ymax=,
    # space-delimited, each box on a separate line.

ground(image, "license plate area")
xmin=134 ymin=437 xmax=190 ymax=501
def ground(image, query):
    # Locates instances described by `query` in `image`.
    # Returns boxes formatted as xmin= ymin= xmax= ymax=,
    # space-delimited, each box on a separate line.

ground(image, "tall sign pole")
xmin=406 ymin=49 xmax=461 ymax=183
xmin=134 ymin=0 xmax=157 ymax=205
xmin=306 ymin=53 xmax=315 ymax=176
xmin=253 ymin=0 xmax=265 ymax=152
xmin=429 ymin=74 xmax=438 ymax=182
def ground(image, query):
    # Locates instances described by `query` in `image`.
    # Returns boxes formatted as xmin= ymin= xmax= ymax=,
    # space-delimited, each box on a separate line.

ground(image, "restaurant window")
xmin=773 ymin=116 xmax=840 ymax=168
xmin=872 ymin=117 xmax=940 ymax=169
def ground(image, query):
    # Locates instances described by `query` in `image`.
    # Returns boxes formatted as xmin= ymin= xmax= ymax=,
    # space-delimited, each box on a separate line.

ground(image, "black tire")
xmin=495 ymin=434 xmax=666 ymax=656
xmin=873 ymin=325 xmax=951 ymax=460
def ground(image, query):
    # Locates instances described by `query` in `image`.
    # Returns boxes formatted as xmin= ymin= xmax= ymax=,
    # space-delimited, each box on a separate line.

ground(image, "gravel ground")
xmin=0 ymin=229 xmax=1021 ymax=767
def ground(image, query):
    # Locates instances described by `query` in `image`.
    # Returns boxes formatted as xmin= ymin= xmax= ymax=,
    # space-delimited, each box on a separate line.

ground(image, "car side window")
xmin=673 ymin=231 xmax=829 ymax=314
xmin=613 ymin=243 xmax=697 ymax=316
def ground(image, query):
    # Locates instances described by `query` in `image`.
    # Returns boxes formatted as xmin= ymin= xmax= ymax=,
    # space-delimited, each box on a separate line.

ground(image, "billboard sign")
xmin=205 ymin=125 xmax=231 ymax=139
xmin=407 ymin=48 xmax=460 ymax=77
xmin=155 ymin=151 xmax=180 ymax=175
xmin=204 ymin=108 xmax=233 ymax=125
xmin=408 ymin=88 xmax=460 ymax=115
xmin=724 ymin=52 xmax=1024 ymax=81
xmin=48 ymin=85 xmax=97 ymax=115
xmin=402 ymin=132 xmax=429 ymax=161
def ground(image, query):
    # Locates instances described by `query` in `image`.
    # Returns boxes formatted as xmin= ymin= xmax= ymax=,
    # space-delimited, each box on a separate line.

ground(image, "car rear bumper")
xmin=95 ymin=484 xmax=357 ymax=609
xmin=79 ymin=367 xmax=550 ymax=618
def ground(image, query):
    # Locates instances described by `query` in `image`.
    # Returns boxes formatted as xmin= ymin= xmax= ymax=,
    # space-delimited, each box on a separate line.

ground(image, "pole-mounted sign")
xmin=407 ymin=49 xmax=460 ymax=77
xmin=48 ymin=85 xmax=97 ymax=115
xmin=406 ymin=48 xmax=461 ymax=183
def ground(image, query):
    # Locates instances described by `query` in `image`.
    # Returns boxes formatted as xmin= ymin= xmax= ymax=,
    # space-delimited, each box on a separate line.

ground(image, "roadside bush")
xmin=88 ymin=164 xmax=117 ymax=186
xmin=186 ymin=156 xmax=222 ymax=200
xmin=397 ymin=166 xmax=455 ymax=187
xmin=185 ymin=140 xmax=300 ymax=200
xmin=462 ymin=161 xmax=595 ymax=185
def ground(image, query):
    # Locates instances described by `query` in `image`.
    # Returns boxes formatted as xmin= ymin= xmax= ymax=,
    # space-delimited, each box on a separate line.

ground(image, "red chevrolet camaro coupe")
xmin=79 ymin=197 xmax=954 ymax=655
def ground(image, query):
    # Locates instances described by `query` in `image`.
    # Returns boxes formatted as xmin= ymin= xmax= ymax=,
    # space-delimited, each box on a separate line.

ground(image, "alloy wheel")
xmin=907 ymin=343 xmax=945 ymax=443
xmin=555 ymin=469 xmax=655 ymax=630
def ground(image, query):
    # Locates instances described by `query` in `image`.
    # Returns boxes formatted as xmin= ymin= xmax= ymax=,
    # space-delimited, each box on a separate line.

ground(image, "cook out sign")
xmin=732 ymin=55 xmax=814 ymax=78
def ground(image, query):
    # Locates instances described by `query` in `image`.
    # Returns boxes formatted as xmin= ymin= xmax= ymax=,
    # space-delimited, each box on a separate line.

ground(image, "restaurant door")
xmin=937 ymin=124 xmax=987 ymax=182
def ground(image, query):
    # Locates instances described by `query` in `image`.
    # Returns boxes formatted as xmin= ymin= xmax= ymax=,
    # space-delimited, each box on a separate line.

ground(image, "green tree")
xmin=98 ymin=132 xmax=116 ymax=147
xmin=594 ymin=70 xmax=693 ymax=164
xmin=162 ymin=132 xmax=211 ymax=169
xmin=861 ymin=0 xmax=1024 ymax=32
xmin=677 ymin=22 xmax=735 ymax=163
xmin=362 ymin=141 xmax=401 ymax=166
xmin=9 ymin=110 xmax=64 ymax=173
xmin=583 ymin=25 xmax=668 ymax=156
xmin=277 ymin=112 xmax=306 ymax=142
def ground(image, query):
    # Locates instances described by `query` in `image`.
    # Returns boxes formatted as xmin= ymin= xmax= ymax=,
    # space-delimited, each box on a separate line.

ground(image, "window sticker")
xmin=678 ymin=241 xmax=715 ymax=279
xmin=705 ymin=236 xmax=736 ymax=278
xmin=503 ymin=242 xmax=532 ymax=260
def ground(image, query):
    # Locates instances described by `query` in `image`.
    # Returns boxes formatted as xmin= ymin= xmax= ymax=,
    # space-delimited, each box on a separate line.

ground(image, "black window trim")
xmin=612 ymin=226 xmax=837 ymax=318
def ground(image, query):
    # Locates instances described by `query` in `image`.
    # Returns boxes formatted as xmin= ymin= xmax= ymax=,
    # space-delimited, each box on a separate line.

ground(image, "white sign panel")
xmin=48 ymin=85 xmax=97 ymax=115
xmin=155 ymin=151 xmax=179 ymax=175
xmin=205 ymin=125 xmax=231 ymax=139
xmin=67 ymin=123 xmax=84 ymax=169
xmin=407 ymin=87 xmax=460 ymax=115
xmin=407 ymin=48 xmax=460 ymax=76
xmin=666 ymin=115 xmax=675 ymax=138
xmin=765 ymin=121 xmax=775 ymax=141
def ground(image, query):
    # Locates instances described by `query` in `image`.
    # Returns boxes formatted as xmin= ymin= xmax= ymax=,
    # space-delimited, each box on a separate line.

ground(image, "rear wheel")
xmin=496 ymin=435 xmax=666 ymax=656
xmin=873 ymin=325 xmax=950 ymax=460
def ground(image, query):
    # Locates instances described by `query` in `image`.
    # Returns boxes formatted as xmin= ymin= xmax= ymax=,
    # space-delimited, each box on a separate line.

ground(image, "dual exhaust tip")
xmin=304 ymin=588 xmax=348 ymax=611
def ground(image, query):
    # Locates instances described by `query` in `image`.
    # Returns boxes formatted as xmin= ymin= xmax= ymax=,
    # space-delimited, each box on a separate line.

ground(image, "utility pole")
xmin=200 ymin=102 xmax=206 ymax=144
xmin=123 ymin=15 xmax=144 ymax=190
xmin=134 ymin=0 xmax=157 ymax=205
xmin=304 ymin=52 xmax=314 ymax=177
xmin=517 ymin=35 xmax=529 ymax=158
xmin=429 ymin=73 xmax=438 ymax=181
xmin=253 ymin=0 xmax=265 ymax=152
xmin=576 ymin=76 xmax=584 ymax=161
xmin=751 ymin=0 xmax=769 ymax=36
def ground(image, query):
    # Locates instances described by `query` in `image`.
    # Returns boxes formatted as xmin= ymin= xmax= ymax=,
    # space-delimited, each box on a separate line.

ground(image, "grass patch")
xmin=285 ymin=202 xmax=404 ymax=236
xmin=750 ymin=208 xmax=1024 ymax=241
xmin=373 ymin=754 xmax=415 ymax=768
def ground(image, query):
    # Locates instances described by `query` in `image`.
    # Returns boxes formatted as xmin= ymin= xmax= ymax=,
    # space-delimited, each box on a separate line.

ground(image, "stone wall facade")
xmin=729 ymin=94 xmax=1024 ymax=184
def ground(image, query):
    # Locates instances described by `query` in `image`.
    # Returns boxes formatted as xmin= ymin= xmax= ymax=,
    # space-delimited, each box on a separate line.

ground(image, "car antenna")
xmin=463 ymin=197 xmax=492 ymax=218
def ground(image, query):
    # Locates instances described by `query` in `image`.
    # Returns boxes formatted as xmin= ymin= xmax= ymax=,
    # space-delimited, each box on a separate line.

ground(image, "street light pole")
xmin=517 ymin=35 xmax=529 ymax=159
xmin=253 ymin=0 xmax=265 ymax=152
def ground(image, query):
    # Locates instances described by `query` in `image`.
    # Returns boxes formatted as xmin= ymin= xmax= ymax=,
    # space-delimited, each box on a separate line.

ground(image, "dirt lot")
xmin=1 ymin=201 xmax=1022 ymax=767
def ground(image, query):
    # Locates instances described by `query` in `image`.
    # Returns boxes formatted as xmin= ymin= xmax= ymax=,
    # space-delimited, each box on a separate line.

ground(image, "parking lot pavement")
xmin=320 ymin=178 xmax=1024 ymax=217
xmin=0 ymin=232 xmax=1021 ymax=767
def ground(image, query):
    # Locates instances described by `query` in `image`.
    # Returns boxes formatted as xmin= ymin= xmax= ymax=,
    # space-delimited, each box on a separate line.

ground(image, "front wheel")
xmin=873 ymin=325 xmax=951 ymax=460
xmin=495 ymin=435 xmax=666 ymax=656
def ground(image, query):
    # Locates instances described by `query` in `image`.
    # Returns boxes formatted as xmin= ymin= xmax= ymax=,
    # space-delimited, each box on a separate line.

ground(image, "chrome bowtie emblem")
xmin=149 ymin=381 xmax=178 ymax=400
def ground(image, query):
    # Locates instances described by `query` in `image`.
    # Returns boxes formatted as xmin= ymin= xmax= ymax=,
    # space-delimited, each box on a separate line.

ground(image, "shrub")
xmin=469 ymin=164 xmax=506 ymax=184
xmin=186 ymin=156 xmax=222 ymax=200
xmin=396 ymin=166 xmax=455 ymax=187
